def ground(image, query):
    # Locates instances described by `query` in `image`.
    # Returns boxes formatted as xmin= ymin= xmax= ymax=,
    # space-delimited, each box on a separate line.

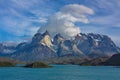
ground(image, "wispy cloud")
xmin=85 ymin=0 xmax=120 ymax=27
xmin=0 ymin=0 xmax=50 ymax=37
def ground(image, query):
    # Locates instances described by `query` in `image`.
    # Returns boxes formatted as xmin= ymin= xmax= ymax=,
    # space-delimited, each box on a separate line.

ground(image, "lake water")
xmin=0 ymin=65 xmax=120 ymax=80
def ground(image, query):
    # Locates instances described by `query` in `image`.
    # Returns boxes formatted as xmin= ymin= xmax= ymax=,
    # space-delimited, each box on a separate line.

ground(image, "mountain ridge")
xmin=0 ymin=31 xmax=120 ymax=61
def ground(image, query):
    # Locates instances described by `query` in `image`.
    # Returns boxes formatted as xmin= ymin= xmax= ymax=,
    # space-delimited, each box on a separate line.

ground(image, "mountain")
xmin=80 ymin=53 xmax=120 ymax=66
xmin=53 ymin=33 xmax=86 ymax=57
xmin=8 ymin=31 xmax=57 ymax=61
xmin=74 ymin=33 xmax=120 ymax=58
xmin=0 ymin=31 xmax=120 ymax=61
xmin=102 ymin=53 xmax=120 ymax=66
xmin=0 ymin=42 xmax=18 ymax=54
xmin=31 ymin=30 xmax=53 ymax=48
xmin=80 ymin=57 xmax=109 ymax=66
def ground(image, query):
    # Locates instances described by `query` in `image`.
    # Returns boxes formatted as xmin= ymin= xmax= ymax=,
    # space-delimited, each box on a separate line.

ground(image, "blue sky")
xmin=0 ymin=0 xmax=120 ymax=46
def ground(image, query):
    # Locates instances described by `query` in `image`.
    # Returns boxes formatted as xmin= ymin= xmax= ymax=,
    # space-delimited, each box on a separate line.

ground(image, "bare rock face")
xmin=56 ymin=40 xmax=86 ymax=57
xmin=74 ymin=33 xmax=120 ymax=58
xmin=53 ymin=33 xmax=64 ymax=46
xmin=40 ymin=31 xmax=53 ymax=48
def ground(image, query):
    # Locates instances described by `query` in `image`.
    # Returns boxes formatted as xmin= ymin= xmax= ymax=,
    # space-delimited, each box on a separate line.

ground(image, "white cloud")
xmin=39 ymin=4 xmax=94 ymax=38
xmin=11 ymin=0 xmax=44 ymax=9
xmin=2 ymin=16 xmax=39 ymax=36
xmin=0 ymin=0 xmax=49 ymax=37
xmin=87 ymin=0 xmax=120 ymax=27
xmin=25 ymin=27 xmax=40 ymax=36
xmin=61 ymin=4 xmax=94 ymax=15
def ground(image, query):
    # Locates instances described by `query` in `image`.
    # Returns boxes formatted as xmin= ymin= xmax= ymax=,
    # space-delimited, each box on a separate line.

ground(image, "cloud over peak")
xmin=39 ymin=4 xmax=94 ymax=38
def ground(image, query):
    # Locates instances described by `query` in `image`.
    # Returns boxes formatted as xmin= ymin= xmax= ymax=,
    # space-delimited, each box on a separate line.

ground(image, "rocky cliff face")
xmin=10 ymin=43 xmax=56 ymax=61
xmin=53 ymin=33 xmax=86 ymax=57
xmin=0 ymin=31 xmax=120 ymax=61
xmin=74 ymin=33 xmax=120 ymax=58
xmin=9 ymin=31 xmax=57 ymax=61
xmin=31 ymin=31 xmax=53 ymax=48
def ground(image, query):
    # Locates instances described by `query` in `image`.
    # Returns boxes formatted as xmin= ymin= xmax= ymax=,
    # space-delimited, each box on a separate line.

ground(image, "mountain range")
xmin=0 ymin=31 xmax=120 ymax=61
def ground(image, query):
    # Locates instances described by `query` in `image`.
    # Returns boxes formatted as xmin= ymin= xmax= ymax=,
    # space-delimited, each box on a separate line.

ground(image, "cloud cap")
xmin=38 ymin=4 xmax=94 ymax=38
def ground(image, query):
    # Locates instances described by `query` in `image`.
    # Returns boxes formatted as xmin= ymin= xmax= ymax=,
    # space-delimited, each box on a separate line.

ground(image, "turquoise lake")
xmin=0 ymin=65 xmax=120 ymax=80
